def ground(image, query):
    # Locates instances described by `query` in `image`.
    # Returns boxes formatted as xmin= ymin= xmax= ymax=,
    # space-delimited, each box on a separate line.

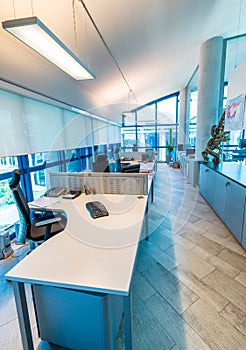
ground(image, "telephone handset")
xmin=45 ymin=187 xmax=67 ymax=198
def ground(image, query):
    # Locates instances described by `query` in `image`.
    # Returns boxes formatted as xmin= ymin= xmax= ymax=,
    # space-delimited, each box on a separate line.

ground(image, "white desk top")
xmin=121 ymin=160 xmax=155 ymax=173
xmin=6 ymin=193 xmax=147 ymax=296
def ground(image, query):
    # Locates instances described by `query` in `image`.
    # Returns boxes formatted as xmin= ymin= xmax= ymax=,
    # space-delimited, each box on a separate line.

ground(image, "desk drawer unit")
xmin=32 ymin=285 xmax=123 ymax=350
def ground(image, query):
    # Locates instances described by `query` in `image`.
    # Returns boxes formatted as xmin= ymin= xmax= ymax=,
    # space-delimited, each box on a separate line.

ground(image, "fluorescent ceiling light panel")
xmin=2 ymin=16 xmax=95 ymax=80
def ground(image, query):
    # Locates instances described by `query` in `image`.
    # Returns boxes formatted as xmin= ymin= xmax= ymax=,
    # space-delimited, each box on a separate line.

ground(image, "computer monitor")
xmin=121 ymin=164 xmax=140 ymax=173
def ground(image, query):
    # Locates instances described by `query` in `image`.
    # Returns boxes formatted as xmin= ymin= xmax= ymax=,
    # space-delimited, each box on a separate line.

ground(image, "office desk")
xmin=5 ymin=193 xmax=148 ymax=350
xmin=121 ymin=159 xmax=156 ymax=174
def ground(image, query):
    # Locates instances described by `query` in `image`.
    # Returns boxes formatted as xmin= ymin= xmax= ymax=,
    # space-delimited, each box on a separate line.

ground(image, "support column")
xmin=179 ymin=87 xmax=189 ymax=149
xmin=196 ymin=36 xmax=225 ymax=160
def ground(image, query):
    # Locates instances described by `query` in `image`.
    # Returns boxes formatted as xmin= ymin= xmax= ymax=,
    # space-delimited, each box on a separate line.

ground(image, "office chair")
xmin=9 ymin=169 xmax=67 ymax=244
xmin=115 ymin=158 xmax=122 ymax=172
xmin=121 ymin=164 xmax=140 ymax=173
xmin=92 ymin=154 xmax=110 ymax=172
xmin=96 ymin=154 xmax=107 ymax=162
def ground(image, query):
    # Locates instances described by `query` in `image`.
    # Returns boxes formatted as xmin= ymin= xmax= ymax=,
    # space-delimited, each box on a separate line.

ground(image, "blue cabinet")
xmin=240 ymin=202 xmax=246 ymax=249
xmin=199 ymin=164 xmax=216 ymax=207
xmin=212 ymin=172 xmax=227 ymax=222
xmin=32 ymin=285 xmax=123 ymax=350
xmin=224 ymin=180 xmax=245 ymax=244
xmin=199 ymin=164 xmax=246 ymax=248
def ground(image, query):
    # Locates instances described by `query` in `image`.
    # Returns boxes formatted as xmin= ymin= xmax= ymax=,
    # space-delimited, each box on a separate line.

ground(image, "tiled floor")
xmin=0 ymin=164 xmax=245 ymax=349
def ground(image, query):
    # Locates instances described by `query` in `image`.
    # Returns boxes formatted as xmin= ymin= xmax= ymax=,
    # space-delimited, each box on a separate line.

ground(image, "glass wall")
xmin=0 ymin=141 xmax=121 ymax=237
xmin=121 ymin=93 xmax=179 ymax=162
xmin=186 ymin=90 xmax=198 ymax=148
xmin=121 ymin=127 xmax=137 ymax=150
xmin=0 ymin=157 xmax=20 ymax=229
xmin=185 ymin=33 xmax=246 ymax=160
xmin=221 ymin=34 xmax=246 ymax=163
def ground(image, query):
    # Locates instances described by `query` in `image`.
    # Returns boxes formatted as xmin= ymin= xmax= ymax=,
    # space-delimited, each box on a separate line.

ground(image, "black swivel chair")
xmin=121 ymin=164 xmax=140 ymax=173
xmin=92 ymin=154 xmax=110 ymax=172
xmin=9 ymin=169 xmax=67 ymax=244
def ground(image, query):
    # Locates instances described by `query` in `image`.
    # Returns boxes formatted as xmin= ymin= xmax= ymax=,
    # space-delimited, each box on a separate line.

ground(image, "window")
xmin=157 ymin=97 xmax=177 ymax=124
xmin=137 ymin=126 xmax=156 ymax=150
xmin=0 ymin=157 xmax=19 ymax=228
xmin=186 ymin=90 xmax=198 ymax=148
xmin=121 ymin=93 xmax=179 ymax=162
xmin=121 ymin=127 xmax=137 ymax=150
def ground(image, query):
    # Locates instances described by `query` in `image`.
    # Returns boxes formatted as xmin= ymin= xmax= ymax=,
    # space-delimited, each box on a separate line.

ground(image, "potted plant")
xmin=166 ymin=128 xmax=174 ymax=164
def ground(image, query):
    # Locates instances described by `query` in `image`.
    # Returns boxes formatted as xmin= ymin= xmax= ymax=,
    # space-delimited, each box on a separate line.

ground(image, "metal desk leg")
xmin=12 ymin=281 xmax=34 ymax=350
xmin=124 ymin=288 xmax=132 ymax=350
xmin=145 ymin=202 xmax=149 ymax=240
xmin=151 ymin=179 xmax=154 ymax=204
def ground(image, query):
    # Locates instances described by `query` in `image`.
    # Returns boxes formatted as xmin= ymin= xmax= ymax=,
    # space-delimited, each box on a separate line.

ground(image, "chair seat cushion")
xmin=31 ymin=213 xmax=67 ymax=241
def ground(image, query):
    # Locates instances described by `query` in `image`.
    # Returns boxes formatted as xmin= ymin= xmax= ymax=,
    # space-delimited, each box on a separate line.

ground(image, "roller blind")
xmin=63 ymin=110 xmax=93 ymax=148
xmin=0 ymin=88 xmax=120 ymax=157
xmin=108 ymin=124 xmax=121 ymax=144
xmin=0 ymin=90 xmax=28 ymax=156
xmin=23 ymin=97 xmax=66 ymax=153
xmin=93 ymin=119 xmax=108 ymax=145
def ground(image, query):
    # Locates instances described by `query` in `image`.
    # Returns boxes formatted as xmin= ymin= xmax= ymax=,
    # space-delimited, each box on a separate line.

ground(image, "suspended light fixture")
xmin=2 ymin=16 xmax=95 ymax=80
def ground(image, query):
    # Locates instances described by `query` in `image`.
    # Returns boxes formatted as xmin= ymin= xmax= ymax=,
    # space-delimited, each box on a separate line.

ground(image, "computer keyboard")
xmin=86 ymin=201 xmax=109 ymax=219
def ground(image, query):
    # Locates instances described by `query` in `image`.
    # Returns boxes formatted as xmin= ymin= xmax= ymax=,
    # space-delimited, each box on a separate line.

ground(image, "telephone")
xmin=45 ymin=187 xmax=67 ymax=198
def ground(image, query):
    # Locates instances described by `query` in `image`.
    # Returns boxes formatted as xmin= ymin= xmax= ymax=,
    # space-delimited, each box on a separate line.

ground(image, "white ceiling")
xmin=0 ymin=0 xmax=246 ymax=123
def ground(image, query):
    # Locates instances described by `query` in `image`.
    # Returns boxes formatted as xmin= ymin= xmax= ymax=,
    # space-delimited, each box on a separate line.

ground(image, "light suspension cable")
xmin=78 ymin=0 xmax=137 ymax=103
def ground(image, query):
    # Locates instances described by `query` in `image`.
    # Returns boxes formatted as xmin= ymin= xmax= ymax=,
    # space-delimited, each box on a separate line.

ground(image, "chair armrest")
xmin=35 ymin=217 xmax=61 ymax=228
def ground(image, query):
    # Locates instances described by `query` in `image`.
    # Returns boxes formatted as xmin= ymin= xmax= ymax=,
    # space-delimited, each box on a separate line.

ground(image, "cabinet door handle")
xmin=205 ymin=169 xmax=209 ymax=173
xmin=226 ymin=181 xmax=230 ymax=186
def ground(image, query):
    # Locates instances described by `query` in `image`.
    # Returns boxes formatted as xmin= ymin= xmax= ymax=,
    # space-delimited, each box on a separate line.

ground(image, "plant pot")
xmin=166 ymin=154 xmax=172 ymax=164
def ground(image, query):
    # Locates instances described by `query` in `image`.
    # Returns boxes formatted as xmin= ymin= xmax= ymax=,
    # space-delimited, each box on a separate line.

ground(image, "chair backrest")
xmin=9 ymin=169 xmax=31 ymax=242
xmin=121 ymin=164 xmax=140 ymax=173
xmin=145 ymin=148 xmax=155 ymax=160
xmin=96 ymin=154 xmax=107 ymax=162
xmin=92 ymin=161 xmax=110 ymax=172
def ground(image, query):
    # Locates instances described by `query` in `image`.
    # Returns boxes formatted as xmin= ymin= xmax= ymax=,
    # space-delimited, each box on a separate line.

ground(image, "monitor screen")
xmin=121 ymin=164 xmax=140 ymax=173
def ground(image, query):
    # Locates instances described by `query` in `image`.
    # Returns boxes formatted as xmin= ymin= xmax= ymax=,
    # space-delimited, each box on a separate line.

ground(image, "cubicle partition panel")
xmin=49 ymin=172 xmax=148 ymax=195
xmin=119 ymin=151 xmax=147 ymax=161
xmin=49 ymin=172 xmax=84 ymax=191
